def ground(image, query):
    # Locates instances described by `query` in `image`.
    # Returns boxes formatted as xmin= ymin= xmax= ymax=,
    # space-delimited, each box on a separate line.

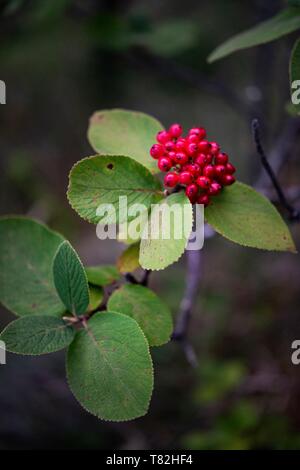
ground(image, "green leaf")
xmin=108 ymin=285 xmax=173 ymax=346
xmin=117 ymin=243 xmax=141 ymax=273
xmin=67 ymin=155 xmax=163 ymax=225
xmin=88 ymin=109 xmax=164 ymax=173
xmin=117 ymin=214 xmax=148 ymax=244
xmin=0 ymin=217 xmax=65 ymax=317
xmin=85 ymin=265 xmax=120 ymax=286
xmin=0 ymin=315 xmax=75 ymax=355
xmin=53 ymin=241 xmax=89 ymax=315
xmin=88 ymin=285 xmax=104 ymax=312
xmin=88 ymin=16 xmax=198 ymax=58
xmin=139 ymin=192 xmax=193 ymax=270
xmin=137 ymin=20 xmax=199 ymax=57
xmin=208 ymin=7 xmax=300 ymax=63
xmin=205 ymin=182 xmax=296 ymax=252
xmin=66 ymin=312 xmax=153 ymax=421
xmin=290 ymin=37 xmax=300 ymax=113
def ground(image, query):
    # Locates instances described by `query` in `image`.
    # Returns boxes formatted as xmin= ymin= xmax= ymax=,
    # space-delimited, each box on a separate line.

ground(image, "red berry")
xmin=169 ymin=123 xmax=182 ymax=138
xmin=197 ymin=193 xmax=210 ymax=206
xmin=179 ymin=171 xmax=193 ymax=185
xmin=164 ymin=172 xmax=179 ymax=187
xmin=210 ymin=142 xmax=220 ymax=155
xmin=185 ymin=163 xmax=201 ymax=177
xmin=173 ymin=152 xmax=188 ymax=165
xmin=198 ymin=140 xmax=211 ymax=154
xmin=187 ymin=143 xmax=198 ymax=156
xmin=156 ymin=130 xmax=170 ymax=144
xmin=150 ymin=144 xmax=164 ymax=159
xmin=187 ymin=134 xmax=199 ymax=144
xmin=196 ymin=176 xmax=211 ymax=189
xmin=189 ymin=127 xmax=206 ymax=140
xmin=165 ymin=141 xmax=175 ymax=152
xmin=215 ymin=152 xmax=229 ymax=165
xmin=222 ymin=174 xmax=236 ymax=186
xmin=150 ymin=124 xmax=236 ymax=201
xmin=225 ymin=162 xmax=236 ymax=174
xmin=202 ymin=164 xmax=215 ymax=179
xmin=168 ymin=151 xmax=176 ymax=161
xmin=195 ymin=154 xmax=207 ymax=166
xmin=214 ymin=164 xmax=226 ymax=178
xmin=208 ymin=181 xmax=222 ymax=196
xmin=158 ymin=156 xmax=172 ymax=172
xmin=185 ymin=184 xmax=198 ymax=202
xmin=175 ymin=139 xmax=186 ymax=152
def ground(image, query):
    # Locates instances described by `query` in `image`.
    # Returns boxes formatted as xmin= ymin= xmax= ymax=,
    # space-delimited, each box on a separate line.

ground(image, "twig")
xmin=125 ymin=269 xmax=152 ymax=287
xmin=141 ymin=270 xmax=151 ymax=287
xmin=255 ymin=117 xmax=300 ymax=189
xmin=252 ymin=118 xmax=300 ymax=221
xmin=124 ymin=273 xmax=139 ymax=284
xmin=172 ymin=249 xmax=202 ymax=367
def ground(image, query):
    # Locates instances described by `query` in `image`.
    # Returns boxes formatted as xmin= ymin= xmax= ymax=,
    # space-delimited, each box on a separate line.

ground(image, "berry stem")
xmin=252 ymin=119 xmax=300 ymax=221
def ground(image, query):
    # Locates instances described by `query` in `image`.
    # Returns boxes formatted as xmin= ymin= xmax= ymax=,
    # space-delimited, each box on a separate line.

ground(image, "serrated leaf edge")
xmin=67 ymin=155 xmax=163 ymax=225
xmin=205 ymin=182 xmax=297 ymax=253
xmin=138 ymin=196 xmax=194 ymax=271
xmin=52 ymin=240 xmax=90 ymax=314
xmin=0 ymin=216 xmax=66 ymax=317
xmin=87 ymin=108 xmax=165 ymax=175
xmin=65 ymin=311 xmax=154 ymax=422
xmin=0 ymin=315 xmax=75 ymax=356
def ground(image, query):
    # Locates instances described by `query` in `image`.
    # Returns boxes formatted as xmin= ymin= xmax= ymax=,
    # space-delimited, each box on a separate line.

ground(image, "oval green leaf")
xmin=208 ymin=7 xmax=300 ymax=63
xmin=0 ymin=315 xmax=75 ymax=355
xmin=117 ymin=214 xmax=148 ymax=244
xmin=108 ymin=284 xmax=173 ymax=346
xmin=53 ymin=241 xmax=89 ymax=315
xmin=67 ymin=155 xmax=163 ymax=225
xmin=138 ymin=20 xmax=199 ymax=58
xmin=117 ymin=243 xmax=141 ymax=273
xmin=205 ymin=182 xmax=296 ymax=252
xmin=85 ymin=265 xmax=120 ymax=286
xmin=66 ymin=312 xmax=153 ymax=421
xmin=0 ymin=217 xmax=65 ymax=317
xmin=88 ymin=109 xmax=164 ymax=173
xmin=139 ymin=192 xmax=193 ymax=270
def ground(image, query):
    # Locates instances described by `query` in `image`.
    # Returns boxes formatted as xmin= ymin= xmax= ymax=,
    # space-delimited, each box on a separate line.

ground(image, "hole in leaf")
xmin=107 ymin=163 xmax=114 ymax=170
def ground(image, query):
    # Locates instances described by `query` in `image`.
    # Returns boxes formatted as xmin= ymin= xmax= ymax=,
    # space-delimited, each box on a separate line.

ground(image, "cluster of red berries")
xmin=150 ymin=124 xmax=236 ymax=206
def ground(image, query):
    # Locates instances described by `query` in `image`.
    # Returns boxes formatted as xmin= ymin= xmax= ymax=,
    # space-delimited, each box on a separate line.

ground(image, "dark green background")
xmin=1 ymin=0 xmax=300 ymax=450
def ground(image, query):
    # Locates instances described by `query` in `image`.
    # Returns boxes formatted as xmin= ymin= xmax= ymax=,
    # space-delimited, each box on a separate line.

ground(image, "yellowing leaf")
xmin=117 ymin=243 xmax=141 ymax=273
xmin=88 ymin=109 xmax=164 ymax=173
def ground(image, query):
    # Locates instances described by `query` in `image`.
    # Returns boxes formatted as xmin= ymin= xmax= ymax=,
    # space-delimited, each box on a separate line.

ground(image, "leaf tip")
xmin=207 ymin=52 xmax=216 ymax=63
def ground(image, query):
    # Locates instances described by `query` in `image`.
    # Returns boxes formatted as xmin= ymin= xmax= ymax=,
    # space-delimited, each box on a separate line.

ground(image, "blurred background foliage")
xmin=1 ymin=0 xmax=300 ymax=450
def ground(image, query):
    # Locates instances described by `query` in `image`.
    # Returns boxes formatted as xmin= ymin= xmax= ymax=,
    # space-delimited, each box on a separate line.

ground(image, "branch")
xmin=172 ymin=248 xmax=202 ymax=367
xmin=252 ymin=118 xmax=300 ymax=221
